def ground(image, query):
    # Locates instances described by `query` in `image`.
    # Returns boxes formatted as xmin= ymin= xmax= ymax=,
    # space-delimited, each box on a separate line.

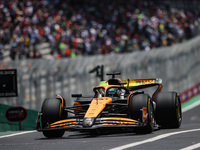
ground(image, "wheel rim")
xmin=148 ymin=98 xmax=154 ymax=128
xmin=176 ymin=97 xmax=182 ymax=124
xmin=150 ymin=102 xmax=154 ymax=124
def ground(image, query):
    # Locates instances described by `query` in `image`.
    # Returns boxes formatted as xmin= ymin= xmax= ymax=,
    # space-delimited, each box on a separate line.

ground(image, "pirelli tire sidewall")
xmin=155 ymin=92 xmax=182 ymax=128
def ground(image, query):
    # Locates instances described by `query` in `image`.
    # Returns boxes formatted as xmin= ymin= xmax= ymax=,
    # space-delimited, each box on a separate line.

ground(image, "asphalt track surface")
xmin=0 ymin=102 xmax=200 ymax=150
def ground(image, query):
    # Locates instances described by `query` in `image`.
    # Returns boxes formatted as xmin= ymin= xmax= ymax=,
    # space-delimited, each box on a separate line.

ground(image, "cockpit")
xmin=94 ymin=86 xmax=128 ymax=99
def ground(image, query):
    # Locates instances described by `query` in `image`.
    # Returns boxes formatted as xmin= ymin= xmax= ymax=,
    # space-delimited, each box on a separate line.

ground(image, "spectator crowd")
xmin=0 ymin=0 xmax=200 ymax=60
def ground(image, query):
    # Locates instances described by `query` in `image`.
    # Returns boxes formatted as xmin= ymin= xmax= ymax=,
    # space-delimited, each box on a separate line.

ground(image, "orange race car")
xmin=36 ymin=72 xmax=182 ymax=138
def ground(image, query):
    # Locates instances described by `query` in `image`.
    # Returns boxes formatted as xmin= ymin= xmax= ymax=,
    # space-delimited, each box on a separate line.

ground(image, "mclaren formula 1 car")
xmin=36 ymin=72 xmax=182 ymax=138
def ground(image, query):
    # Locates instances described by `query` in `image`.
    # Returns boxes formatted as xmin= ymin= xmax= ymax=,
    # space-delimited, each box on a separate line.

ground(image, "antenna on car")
xmin=106 ymin=72 xmax=121 ymax=79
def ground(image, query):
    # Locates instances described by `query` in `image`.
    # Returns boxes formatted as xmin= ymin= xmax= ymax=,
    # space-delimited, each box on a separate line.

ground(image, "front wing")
xmin=37 ymin=117 xmax=148 ymax=131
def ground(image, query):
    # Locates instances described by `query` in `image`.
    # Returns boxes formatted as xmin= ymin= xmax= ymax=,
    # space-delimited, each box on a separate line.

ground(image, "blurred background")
xmin=0 ymin=0 xmax=200 ymax=130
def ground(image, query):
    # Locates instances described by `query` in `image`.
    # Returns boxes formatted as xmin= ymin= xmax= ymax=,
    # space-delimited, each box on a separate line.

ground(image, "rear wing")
xmin=122 ymin=78 xmax=162 ymax=90
xmin=99 ymin=78 xmax=162 ymax=90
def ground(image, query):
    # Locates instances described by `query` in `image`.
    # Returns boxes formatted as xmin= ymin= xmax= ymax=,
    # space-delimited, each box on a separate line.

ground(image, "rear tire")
xmin=155 ymin=92 xmax=182 ymax=128
xmin=129 ymin=94 xmax=154 ymax=134
xmin=41 ymin=98 xmax=65 ymax=138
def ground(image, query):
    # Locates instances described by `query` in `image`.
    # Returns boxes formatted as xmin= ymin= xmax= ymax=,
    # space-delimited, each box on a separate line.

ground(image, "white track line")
xmin=182 ymin=100 xmax=200 ymax=113
xmin=180 ymin=143 xmax=200 ymax=150
xmin=109 ymin=128 xmax=200 ymax=150
xmin=0 ymin=130 xmax=36 ymax=139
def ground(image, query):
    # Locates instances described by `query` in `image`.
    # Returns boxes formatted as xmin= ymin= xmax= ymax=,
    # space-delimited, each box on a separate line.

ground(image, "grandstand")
xmin=0 ymin=0 xmax=200 ymax=110
xmin=156 ymin=0 xmax=200 ymax=10
xmin=0 ymin=0 xmax=200 ymax=61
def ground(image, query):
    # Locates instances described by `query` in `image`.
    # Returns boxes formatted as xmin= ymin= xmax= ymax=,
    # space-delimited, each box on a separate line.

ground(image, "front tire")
xmin=155 ymin=92 xmax=182 ymax=128
xmin=129 ymin=94 xmax=154 ymax=134
xmin=41 ymin=98 xmax=65 ymax=138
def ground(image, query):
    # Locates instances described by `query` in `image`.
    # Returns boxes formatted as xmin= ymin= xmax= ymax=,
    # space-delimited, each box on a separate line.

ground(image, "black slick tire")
xmin=129 ymin=94 xmax=154 ymax=134
xmin=154 ymin=92 xmax=182 ymax=128
xmin=41 ymin=98 xmax=65 ymax=138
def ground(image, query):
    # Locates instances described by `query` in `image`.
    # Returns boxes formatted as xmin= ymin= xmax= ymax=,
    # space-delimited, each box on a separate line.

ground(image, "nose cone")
xmin=83 ymin=117 xmax=95 ymax=127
